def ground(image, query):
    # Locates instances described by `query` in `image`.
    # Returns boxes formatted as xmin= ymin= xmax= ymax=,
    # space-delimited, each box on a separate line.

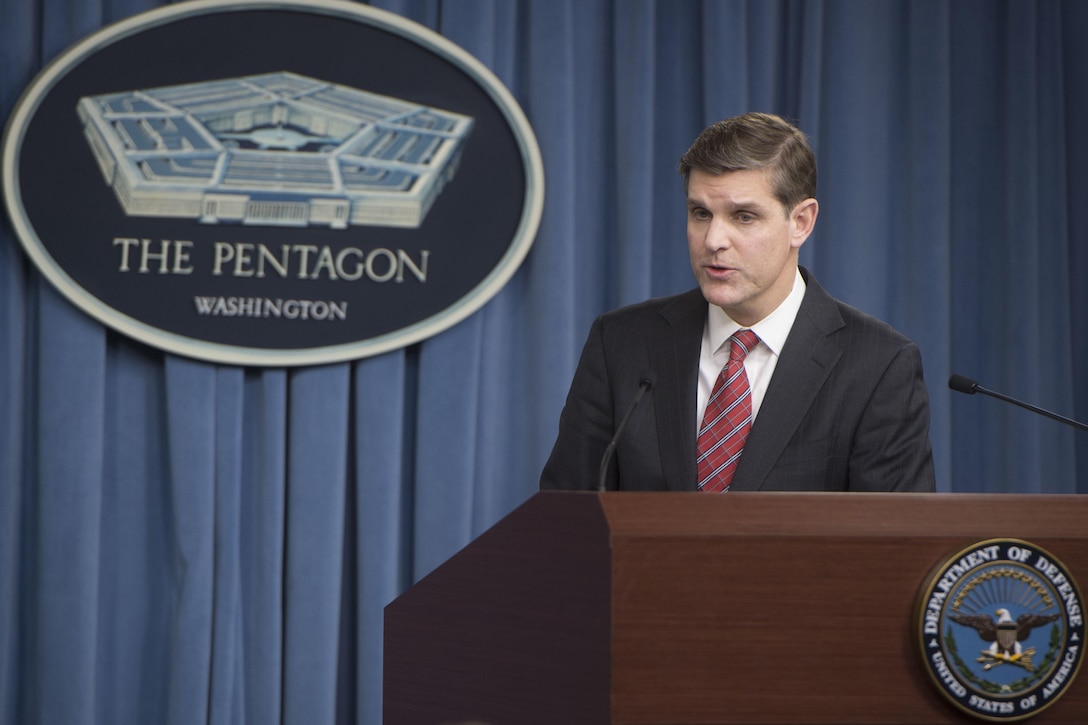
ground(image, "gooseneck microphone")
xmin=948 ymin=374 xmax=1088 ymax=431
xmin=597 ymin=373 xmax=655 ymax=492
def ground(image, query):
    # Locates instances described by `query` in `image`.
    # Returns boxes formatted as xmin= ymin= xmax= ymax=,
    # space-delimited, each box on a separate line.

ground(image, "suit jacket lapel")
xmin=730 ymin=270 xmax=845 ymax=491
xmin=648 ymin=290 xmax=705 ymax=491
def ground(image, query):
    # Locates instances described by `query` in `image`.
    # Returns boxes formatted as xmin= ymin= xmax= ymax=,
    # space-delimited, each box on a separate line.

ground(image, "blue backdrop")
xmin=2 ymin=1 xmax=1086 ymax=724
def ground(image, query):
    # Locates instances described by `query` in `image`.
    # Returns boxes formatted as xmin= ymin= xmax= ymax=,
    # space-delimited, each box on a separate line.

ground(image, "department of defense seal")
xmin=916 ymin=539 xmax=1084 ymax=721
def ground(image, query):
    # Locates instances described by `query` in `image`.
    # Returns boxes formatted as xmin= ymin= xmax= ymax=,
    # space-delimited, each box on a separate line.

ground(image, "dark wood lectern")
xmin=384 ymin=492 xmax=1088 ymax=724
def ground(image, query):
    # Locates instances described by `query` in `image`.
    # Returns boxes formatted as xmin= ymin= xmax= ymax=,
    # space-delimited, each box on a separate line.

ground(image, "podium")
xmin=384 ymin=492 xmax=1088 ymax=724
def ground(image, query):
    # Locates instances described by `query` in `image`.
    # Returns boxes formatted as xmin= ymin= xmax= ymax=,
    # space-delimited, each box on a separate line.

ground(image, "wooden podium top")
xmin=385 ymin=492 xmax=1088 ymax=724
xmin=599 ymin=491 xmax=1088 ymax=538
xmin=600 ymin=492 xmax=1087 ymax=724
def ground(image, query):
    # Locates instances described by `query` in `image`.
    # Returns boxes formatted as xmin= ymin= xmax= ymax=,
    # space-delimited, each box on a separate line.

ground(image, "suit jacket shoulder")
xmin=732 ymin=268 xmax=936 ymax=492
xmin=539 ymin=289 xmax=707 ymax=491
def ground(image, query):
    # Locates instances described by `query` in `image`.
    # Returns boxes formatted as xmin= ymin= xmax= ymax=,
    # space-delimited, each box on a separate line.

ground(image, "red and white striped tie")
xmin=697 ymin=329 xmax=759 ymax=492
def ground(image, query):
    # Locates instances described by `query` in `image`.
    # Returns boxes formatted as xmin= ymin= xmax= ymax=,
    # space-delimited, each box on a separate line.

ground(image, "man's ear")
xmin=790 ymin=198 xmax=819 ymax=249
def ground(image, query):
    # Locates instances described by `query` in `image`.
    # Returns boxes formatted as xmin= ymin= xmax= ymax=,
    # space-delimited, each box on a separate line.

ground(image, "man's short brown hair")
xmin=678 ymin=112 xmax=817 ymax=215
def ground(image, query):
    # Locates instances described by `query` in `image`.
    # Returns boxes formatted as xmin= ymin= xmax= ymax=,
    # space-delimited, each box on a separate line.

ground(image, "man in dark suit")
xmin=540 ymin=112 xmax=935 ymax=492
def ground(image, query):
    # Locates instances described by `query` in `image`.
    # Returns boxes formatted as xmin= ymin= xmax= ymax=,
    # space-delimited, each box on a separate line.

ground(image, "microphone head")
xmin=948 ymin=374 xmax=979 ymax=395
xmin=639 ymin=371 xmax=656 ymax=390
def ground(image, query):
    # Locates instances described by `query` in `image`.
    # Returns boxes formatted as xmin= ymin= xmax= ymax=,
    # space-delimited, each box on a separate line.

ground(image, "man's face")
xmin=686 ymin=168 xmax=817 ymax=327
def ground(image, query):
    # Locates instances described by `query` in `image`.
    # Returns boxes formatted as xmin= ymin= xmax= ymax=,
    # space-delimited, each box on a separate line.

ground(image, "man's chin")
xmin=698 ymin=281 xmax=743 ymax=310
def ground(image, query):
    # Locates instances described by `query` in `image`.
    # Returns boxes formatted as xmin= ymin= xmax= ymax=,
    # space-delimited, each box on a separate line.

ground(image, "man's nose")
xmin=704 ymin=218 xmax=732 ymax=250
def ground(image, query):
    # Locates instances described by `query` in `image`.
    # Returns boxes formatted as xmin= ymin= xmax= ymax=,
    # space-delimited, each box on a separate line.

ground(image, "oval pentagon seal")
xmin=2 ymin=0 xmax=543 ymax=366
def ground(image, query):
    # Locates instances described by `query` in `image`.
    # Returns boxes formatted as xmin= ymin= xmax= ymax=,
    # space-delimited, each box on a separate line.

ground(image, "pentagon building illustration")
xmin=76 ymin=72 xmax=475 ymax=228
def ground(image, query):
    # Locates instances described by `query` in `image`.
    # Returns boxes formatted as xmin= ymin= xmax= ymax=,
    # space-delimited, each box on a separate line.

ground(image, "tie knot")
xmin=729 ymin=329 xmax=759 ymax=362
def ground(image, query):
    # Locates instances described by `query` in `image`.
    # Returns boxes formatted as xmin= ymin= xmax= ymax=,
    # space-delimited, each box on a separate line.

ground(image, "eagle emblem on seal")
xmin=949 ymin=607 xmax=1060 ymax=672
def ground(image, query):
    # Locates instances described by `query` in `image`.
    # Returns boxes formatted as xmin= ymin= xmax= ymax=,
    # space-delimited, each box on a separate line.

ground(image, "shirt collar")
xmin=706 ymin=267 xmax=807 ymax=357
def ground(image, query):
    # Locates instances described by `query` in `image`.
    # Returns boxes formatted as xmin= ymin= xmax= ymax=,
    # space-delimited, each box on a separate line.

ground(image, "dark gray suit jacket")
xmin=540 ymin=267 xmax=936 ymax=492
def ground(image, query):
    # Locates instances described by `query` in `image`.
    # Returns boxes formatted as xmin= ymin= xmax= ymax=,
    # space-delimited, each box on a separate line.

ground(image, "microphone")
xmin=597 ymin=373 xmax=655 ymax=492
xmin=948 ymin=374 xmax=1088 ymax=431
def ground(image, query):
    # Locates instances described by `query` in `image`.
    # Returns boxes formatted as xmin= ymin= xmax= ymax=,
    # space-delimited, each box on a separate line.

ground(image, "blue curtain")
xmin=2 ymin=1 xmax=1086 ymax=723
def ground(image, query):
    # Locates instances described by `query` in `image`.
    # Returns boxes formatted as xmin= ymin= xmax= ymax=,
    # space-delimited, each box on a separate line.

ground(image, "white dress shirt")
xmin=696 ymin=268 xmax=807 ymax=431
